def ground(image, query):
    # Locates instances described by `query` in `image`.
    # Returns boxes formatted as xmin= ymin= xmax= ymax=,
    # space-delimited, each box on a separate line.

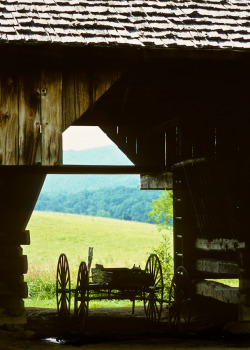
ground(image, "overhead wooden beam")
xmin=140 ymin=172 xmax=173 ymax=190
xmin=0 ymin=165 xmax=166 ymax=175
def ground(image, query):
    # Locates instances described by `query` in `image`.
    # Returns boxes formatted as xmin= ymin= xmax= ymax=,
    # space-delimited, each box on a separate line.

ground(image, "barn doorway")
xmin=23 ymin=126 xmax=169 ymax=317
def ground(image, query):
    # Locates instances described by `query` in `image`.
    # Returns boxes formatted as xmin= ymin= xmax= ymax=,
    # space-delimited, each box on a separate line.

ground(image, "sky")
xmin=63 ymin=126 xmax=113 ymax=151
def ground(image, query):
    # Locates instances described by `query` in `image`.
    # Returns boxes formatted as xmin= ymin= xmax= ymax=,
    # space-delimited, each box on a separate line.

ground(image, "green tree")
xmin=148 ymin=191 xmax=173 ymax=298
xmin=148 ymin=191 xmax=173 ymax=230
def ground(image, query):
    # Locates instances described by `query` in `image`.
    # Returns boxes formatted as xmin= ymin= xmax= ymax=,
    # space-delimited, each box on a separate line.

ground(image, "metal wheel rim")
xmin=168 ymin=266 xmax=191 ymax=330
xmin=56 ymin=253 xmax=71 ymax=317
xmin=74 ymin=261 xmax=89 ymax=332
xmin=144 ymin=254 xmax=164 ymax=322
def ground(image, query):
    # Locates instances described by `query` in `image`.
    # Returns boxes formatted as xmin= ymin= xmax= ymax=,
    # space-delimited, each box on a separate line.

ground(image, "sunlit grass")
xmin=24 ymin=211 xmax=172 ymax=309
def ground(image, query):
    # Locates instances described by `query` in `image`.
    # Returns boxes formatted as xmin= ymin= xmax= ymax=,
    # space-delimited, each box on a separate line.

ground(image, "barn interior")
xmin=1 ymin=0 xmax=250 ymax=344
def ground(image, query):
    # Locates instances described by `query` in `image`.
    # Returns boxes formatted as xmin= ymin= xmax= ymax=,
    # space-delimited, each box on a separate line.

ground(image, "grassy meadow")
xmin=24 ymin=211 xmax=172 ymax=308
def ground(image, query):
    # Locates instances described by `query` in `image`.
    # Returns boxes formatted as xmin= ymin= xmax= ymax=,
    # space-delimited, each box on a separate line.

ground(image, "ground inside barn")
xmin=1 ymin=306 xmax=250 ymax=349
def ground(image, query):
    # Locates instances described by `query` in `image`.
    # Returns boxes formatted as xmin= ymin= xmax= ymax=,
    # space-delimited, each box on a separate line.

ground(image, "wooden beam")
xmin=196 ymin=280 xmax=239 ymax=304
xmin=0 ymin=165 xmax=166 ymax=175
xmin=196 ymin=238 xmax=245 ymax=252
xmin=140 ymin=172 xmax=173 ymax=190
xmin=196 ymin=258 xmax=240 ymax=277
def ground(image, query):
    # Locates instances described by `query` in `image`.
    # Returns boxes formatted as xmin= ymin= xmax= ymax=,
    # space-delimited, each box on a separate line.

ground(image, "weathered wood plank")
xmin=196 ymin=280 xmax=239 ymax=304
xmin=196 ymin=238 xmax=245 ymax=252
xmin=75 ymin=66 xmax=121 ymax=121
xmin=19 ymin=70 xmax=41 ymax=165
xmin=62 ymin=69 xmax=76 ymax=131
xmin=74 ymin=70 xmax=90 ymax=124
xmin=0 ymin=72 xmax=18 ymax=165
xmin=196 ymin=258 xmax=240 ymax=276
xmin=140 ymin=172 xmax=173 ymax=190
xmin=41 ymin=69 xmax=62 ymax=165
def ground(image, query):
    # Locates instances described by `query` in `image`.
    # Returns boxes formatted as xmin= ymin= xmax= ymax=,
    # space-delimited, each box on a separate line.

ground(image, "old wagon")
xmin=56 ymin=250 xmax=165 ymax=332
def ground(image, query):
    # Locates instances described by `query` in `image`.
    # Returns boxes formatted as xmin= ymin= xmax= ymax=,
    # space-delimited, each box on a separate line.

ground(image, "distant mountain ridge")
xmin=63 ymin=144 xmax=133 ymax=166
xmin=42 ymin=145 xmax=139 ymax=193
xmin=37 ymin=145 xmax=163 ymax=223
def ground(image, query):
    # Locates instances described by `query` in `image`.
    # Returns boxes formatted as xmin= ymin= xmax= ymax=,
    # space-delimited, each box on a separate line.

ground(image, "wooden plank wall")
xmin=0 ymin=66 xmax=121 ymax=166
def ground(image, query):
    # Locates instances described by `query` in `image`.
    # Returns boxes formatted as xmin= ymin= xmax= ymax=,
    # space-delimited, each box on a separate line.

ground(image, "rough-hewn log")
xmin=0 ymin=255 xmax=28 ymax=274
xmin=0 ymin=298 xmax=25 ymax=317
xmin=196 ymin=238 xmax=245 ymax=252
xmin=196 ymin=258 xmax=240 ymax=277
xmin=0 ymin=230 xmax=30 ymax=245
xmin=196 ymin=280 xmax=239 ymax=304
xmin=0 ymin=282 xmax=28 ymax=298
xmin=0 ymin=246 xmax=23 ymax=257
xmin=0 ymin=308 xmax=26 ymax=326
xmin=140 ymin=172 xmax=173 ymax=190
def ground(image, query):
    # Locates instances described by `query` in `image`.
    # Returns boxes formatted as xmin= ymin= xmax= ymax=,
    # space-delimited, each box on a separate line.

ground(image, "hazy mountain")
xmin=42 ymin=145 xmax=139 ymax=193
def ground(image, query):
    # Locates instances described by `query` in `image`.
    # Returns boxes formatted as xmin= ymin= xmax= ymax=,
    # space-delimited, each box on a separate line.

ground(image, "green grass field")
xmin=24 ymin=211 xmax=172 ymax=308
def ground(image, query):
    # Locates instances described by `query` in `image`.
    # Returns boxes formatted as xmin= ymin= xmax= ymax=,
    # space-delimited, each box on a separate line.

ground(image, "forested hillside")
xmin=35 ymin=145 xmax=162 ymax=223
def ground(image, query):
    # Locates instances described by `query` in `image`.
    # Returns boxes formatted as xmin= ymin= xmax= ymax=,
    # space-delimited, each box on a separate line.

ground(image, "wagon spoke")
xmin=56 ymin=254 xmax=71 ymax=317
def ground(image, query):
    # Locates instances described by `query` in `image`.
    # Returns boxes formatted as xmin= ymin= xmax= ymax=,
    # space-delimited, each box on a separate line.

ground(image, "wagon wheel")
xmin=56 ymin=253 xmax=71 ymax=318
xmin=74 ymin=261 xmax=89 ymax=333
xmin=144 ymin=254 xmax=164 ymax=322
xmin=168 ymin=266 xmax=191 ymax=331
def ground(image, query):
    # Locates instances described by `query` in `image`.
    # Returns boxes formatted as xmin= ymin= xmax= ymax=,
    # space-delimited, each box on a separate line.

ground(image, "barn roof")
xmin=0 ymin=0 xmax=250 ymax=51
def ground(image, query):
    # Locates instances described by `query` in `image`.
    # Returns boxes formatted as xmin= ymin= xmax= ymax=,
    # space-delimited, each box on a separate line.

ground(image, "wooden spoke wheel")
xmin=74 ymin=261 xmax=89 ymax=333
xmin=56 ymin=253 xmax=71 ymax=318
xmin=144 ymin=254 xmax=164 ymax=322
xmin=168 ymin=266 xmax=191 ymax=331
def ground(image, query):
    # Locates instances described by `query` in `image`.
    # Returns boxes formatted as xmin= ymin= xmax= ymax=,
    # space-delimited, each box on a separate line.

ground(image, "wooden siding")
xmin=0 ymin=66 xmax=121 ymax=166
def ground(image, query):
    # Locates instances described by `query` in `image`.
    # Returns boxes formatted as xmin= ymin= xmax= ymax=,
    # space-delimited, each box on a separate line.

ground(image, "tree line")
xmin=35 ymin=187 xmax=163 ymax=223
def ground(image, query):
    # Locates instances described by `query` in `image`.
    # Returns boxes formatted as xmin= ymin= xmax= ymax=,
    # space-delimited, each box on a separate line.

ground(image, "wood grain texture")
xmin=19 ymin=70 xmax=41 ymax=165
xmin=0 ymin=72 xmax=18 ymax=165
xmin=140 ymin=172 xmax=173 ymax=190
xmin=196 ymin=280 xmax=239 ymax=304
xmin=41 ymin=69 xmax=62 ymax=165
xmin=62 ymin=69 xmax=76 ymax=131
xmin=74 ymin=66 xmax=121 ymax=122
xmin=196 ymin=258 xmax=240 ymax=276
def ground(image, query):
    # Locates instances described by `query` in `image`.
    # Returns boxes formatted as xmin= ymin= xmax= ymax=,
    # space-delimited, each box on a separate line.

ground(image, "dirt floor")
xmin=1 ymin=306 xmax=250 ymax=350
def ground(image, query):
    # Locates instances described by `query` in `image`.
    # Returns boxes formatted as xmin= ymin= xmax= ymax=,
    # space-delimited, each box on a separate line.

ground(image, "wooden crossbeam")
xmin=0 ymin=165 xmax=167 ymax=175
